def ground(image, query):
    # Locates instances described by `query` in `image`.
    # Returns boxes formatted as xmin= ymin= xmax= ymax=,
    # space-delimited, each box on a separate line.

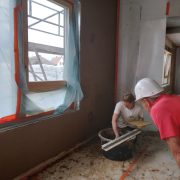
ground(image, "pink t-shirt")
xmin=150 ymin=94 xmax=180 ymax=140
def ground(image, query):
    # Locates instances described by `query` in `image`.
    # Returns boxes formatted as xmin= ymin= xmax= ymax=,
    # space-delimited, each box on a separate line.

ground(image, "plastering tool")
xmin=102 ymin=129 xmax=141 ymax=151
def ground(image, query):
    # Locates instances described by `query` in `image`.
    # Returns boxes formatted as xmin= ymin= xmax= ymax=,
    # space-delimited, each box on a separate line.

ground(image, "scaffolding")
xmin=27 ymin=0 xmax=65 ymax=82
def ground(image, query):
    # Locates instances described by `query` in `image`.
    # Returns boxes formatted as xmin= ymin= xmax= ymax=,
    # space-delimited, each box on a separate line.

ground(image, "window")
xmin=0 ymin=0 xmax=82 ymax=125
xmin=23 ymin=0 xmax=71 ymax=91
xmin=162 ymin=50 xmax=172 ymax=86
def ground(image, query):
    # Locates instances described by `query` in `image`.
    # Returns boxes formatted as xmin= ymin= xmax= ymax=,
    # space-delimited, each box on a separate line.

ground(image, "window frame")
xmin=22 ymin=0 xmax=73 ymax=92
xmin=162 ymin=42 xmax=176 ymax=93
xmin=162 ymin=49 xmax=172 ymax=86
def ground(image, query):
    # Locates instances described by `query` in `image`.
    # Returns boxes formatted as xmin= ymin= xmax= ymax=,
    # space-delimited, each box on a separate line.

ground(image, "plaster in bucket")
xmin=98 ymin=127 xmax=138 ymax=161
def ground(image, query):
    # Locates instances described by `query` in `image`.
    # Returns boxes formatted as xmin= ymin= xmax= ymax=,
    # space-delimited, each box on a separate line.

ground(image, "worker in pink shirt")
xmin=134 ymin=78 xmax=180 ymax=168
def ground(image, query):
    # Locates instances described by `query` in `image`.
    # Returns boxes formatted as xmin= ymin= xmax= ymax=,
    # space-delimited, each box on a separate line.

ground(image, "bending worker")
xmin=134 ymin=78 xmax=180 ymax=168
xmin=112 ymin=93 xmax=143 ymax=138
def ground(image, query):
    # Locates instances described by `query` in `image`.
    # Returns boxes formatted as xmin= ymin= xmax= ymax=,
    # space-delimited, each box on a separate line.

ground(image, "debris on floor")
xmin=29 ymin=131 xmax=180 ymax=180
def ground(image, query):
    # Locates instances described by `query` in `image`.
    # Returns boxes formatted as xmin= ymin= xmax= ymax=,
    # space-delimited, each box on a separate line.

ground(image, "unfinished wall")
xmin=169 ymin=0 xmax=180 ymax=17
xmin=175 ymin=48 xmax=180 ymax=94
xmin=169 ymin=0 xmax=180 ymax=94
xmin=117 ymin=0 xmax=140 ymax=97
xmin=116 ymin=0 xmax=180 ymax=99
xmin=117 ymin=0 xmax=167 ymax=98
xmin=116 ymin=0 xmax=167 ymax=131
xmin=0 ymin=0 xmax=117 ymax=179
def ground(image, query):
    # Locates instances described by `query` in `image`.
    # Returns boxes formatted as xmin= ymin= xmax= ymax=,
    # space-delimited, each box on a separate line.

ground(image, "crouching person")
xmin=112 ymin=93 xmax=143 ymax=138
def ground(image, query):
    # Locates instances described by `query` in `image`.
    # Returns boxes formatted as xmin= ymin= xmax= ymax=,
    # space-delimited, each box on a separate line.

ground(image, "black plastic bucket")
xmin=98 ymin=127 xmax=135 ymax=161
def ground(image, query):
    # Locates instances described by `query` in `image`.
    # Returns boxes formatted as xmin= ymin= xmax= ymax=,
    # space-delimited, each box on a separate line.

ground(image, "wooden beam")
xmin=28 ymin=42 xmax=64 ymax=55
xmin=28 ymin=81 xmax=67 ymax=92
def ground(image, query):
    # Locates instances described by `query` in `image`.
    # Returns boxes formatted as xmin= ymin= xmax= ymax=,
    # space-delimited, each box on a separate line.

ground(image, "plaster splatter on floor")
xmin=127 ymin=134 xmax=180 ymax=180
xmin=30 ymin=132 xmax=180 ymax=180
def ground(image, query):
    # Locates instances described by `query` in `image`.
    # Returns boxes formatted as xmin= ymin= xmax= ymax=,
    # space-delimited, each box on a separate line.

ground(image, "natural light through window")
xmin=27 ymin=0 xmax=66 ymax=82
xmin=162 ymin=50 xmax=172 ymax=85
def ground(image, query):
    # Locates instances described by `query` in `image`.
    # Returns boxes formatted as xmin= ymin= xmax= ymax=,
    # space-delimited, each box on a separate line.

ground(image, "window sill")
xmin=0 ymin=108 xmax=78 ymax=133
xmin=28 ymin=81 xmax=67 ymax=92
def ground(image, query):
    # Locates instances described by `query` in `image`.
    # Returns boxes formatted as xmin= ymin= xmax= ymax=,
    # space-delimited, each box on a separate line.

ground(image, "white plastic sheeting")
xmin=0 ymin=0 xmax=83 ymax=122
xmin=135 ymin=18 xmax=166 ymax=84
xmin=25 ymin=88 xmax=66 ymax=114
xmin=117 ymin=0 xmax=167 ymax=99
xmin=0 ymin=0 xmax=17 ymax=118
xmin=18 ymin=0 xmax=83 ymax=115
xmin=55 ymin=0 xmax=83 ymax=114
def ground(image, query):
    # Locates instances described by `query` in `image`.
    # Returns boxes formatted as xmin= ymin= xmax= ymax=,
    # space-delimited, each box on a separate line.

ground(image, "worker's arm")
xmin=166 ymin=137 xmax=180 ymax=168
xmin=112 ymin=113 xmax=120 ymax=138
